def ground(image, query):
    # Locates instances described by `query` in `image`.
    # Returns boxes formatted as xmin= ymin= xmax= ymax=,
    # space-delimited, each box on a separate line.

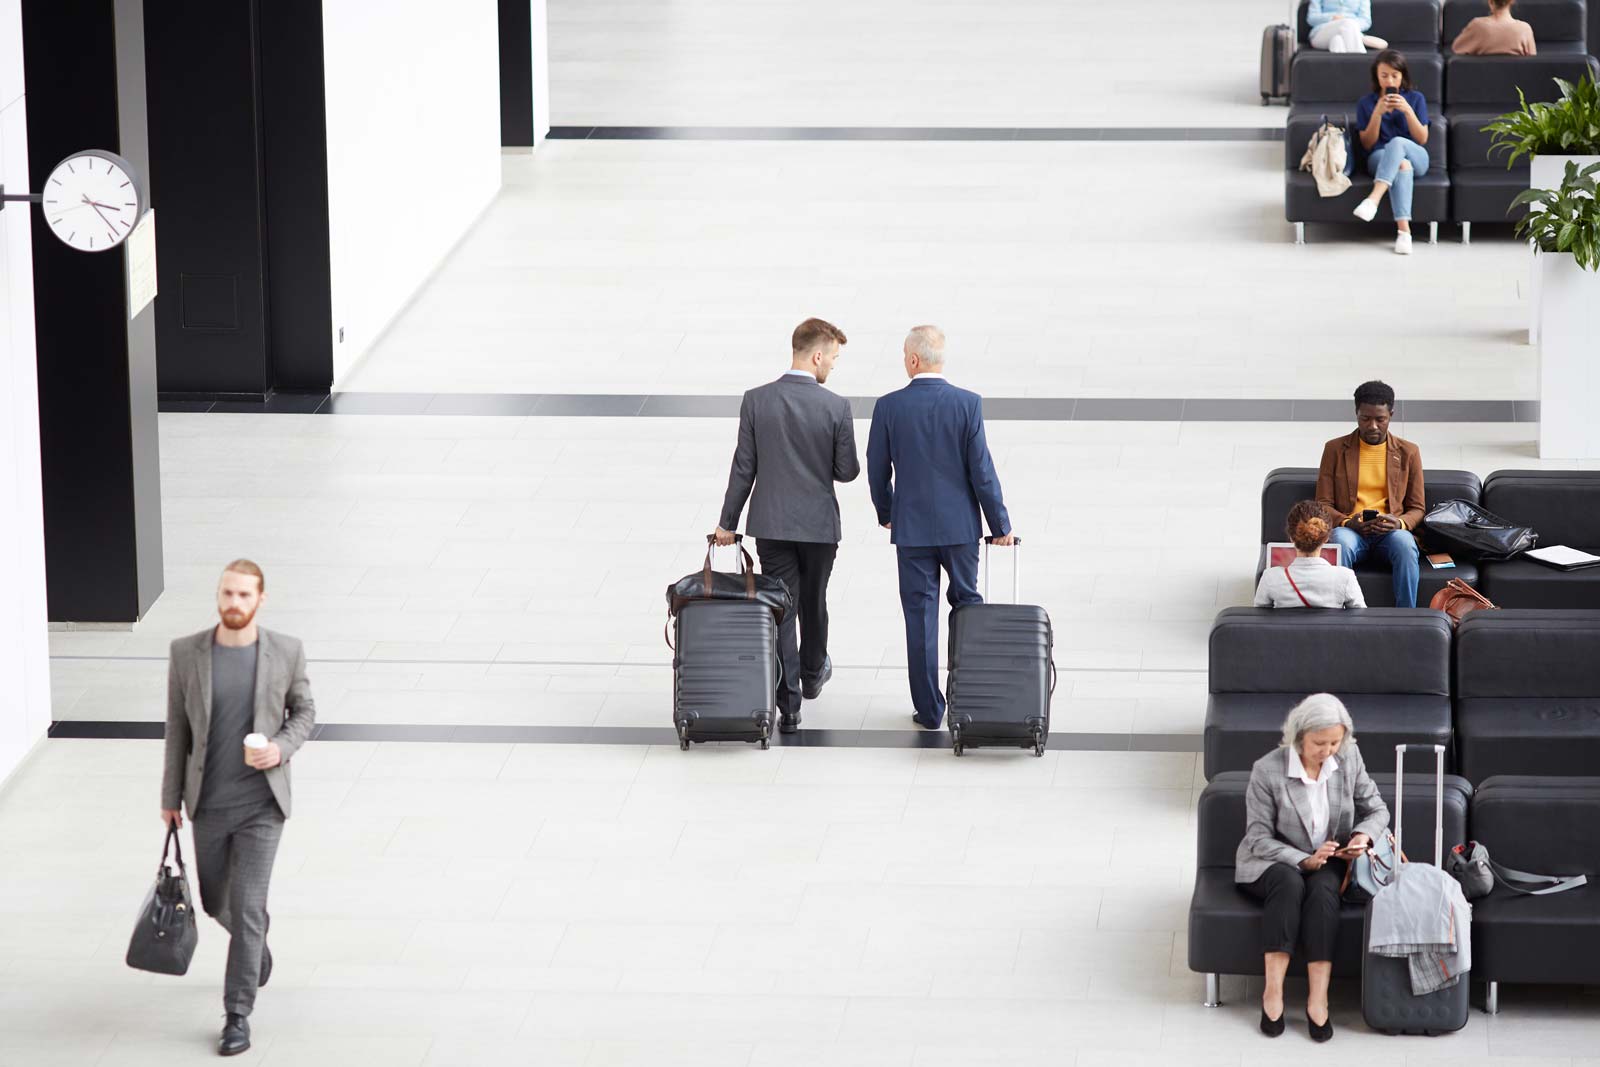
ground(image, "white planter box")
xmin=1529 ymin=154 xmax=1600 ymax=344
xmin=1538 ymin=251 xmax=1600 ymax=458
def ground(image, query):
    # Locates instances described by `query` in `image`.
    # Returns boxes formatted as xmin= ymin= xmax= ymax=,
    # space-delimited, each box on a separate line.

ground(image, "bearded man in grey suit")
xmin=161 ymin=559 xmax=316 ymax=1057
xmin=713 ymin=317 xmax=860 ymax=733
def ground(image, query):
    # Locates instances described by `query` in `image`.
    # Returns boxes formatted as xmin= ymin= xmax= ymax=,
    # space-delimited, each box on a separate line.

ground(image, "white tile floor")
xmin=13 ymin=0 xmax=1600 ymax=1061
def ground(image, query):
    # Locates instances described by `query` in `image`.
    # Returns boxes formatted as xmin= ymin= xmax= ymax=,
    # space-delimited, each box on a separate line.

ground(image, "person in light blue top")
xmin=1306 ymin=0 xmax=1374 ymax=52
xmin=1351 ymin=50 xmax=1431 ymax=255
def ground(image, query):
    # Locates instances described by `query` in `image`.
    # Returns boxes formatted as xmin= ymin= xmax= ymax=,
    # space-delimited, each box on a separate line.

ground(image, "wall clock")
xmin=1 ymin=149 xmax=147 ymax=253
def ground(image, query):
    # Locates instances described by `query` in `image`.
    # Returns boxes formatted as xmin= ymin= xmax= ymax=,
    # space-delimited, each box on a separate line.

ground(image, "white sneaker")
xmin=1363 ymin=34 xmax=1389 ymax=49
xmin=1394 ymin=232 xmax=1413 ymax=255
xmin=1352 ymin=199 xmax=1378 ymax=222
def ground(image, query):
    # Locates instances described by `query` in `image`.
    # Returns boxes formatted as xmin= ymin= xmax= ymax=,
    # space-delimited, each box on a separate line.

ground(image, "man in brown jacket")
xmin=1315 ymin=381 xmax=1425 ymax=606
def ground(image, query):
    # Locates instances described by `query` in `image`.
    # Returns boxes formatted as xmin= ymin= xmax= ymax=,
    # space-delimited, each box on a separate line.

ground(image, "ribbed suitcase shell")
xmin=673 ymin=600 xmax=778 ymax=748
xmin=1261 ymin=24 xmax=1293 ymax=102
xmin=1360 ymin=745 xmax=1471 ymax=1035
xmin=946 ymin=604 xmax=1053 ymax=754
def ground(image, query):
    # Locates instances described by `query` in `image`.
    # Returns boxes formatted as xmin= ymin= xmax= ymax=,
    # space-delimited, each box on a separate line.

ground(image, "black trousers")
xmin=755 ymin=539 xmax=838 ymax=717
xmin=1242 ymin=861 xmax=1346 ymax=962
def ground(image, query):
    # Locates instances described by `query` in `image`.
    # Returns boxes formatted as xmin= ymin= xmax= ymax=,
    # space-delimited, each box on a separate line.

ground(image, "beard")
xmin=220 ymin=605 xmax=257 ymax=631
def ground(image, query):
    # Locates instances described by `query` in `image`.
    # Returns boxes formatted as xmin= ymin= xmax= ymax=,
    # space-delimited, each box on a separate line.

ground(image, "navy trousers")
xmin=896 ymin=543 xmax=982 ymax=727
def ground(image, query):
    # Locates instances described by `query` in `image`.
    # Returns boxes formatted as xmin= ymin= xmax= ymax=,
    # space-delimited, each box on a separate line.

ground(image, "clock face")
xmin=41 ymin=150 xmax=144 ymax=253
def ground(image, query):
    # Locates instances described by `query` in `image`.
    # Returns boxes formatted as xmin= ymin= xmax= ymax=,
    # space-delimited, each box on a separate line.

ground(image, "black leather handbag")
xmin=126 ymin=825 xmax=199 ymax=976
xmin=1422 ymin=498 xmax=1538 ymax=560
xmin=665 ymin=535 xmax=794 ymax=636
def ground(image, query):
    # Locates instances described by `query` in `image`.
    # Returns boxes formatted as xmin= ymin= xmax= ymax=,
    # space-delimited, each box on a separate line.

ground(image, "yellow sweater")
xmin=1352 ymin=440 xmax=1389 ymax=518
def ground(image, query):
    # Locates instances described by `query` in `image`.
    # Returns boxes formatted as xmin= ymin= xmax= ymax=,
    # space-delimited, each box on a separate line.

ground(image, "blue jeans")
xmin=896 ymin=543 xmax=982 ymax=727
xmin=1330 ymin=526 xmax=1420 ymax=607
xmin=1366 ymin=137 xmax=1430 ymax=222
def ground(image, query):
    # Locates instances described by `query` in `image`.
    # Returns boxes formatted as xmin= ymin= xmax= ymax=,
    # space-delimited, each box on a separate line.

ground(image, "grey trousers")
xmin=192 ymin=800 xmax=285 ymax=1016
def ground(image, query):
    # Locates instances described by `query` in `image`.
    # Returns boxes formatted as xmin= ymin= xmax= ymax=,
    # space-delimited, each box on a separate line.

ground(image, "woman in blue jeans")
xmin=1350 ymin=50 xmax=1430 ymax=255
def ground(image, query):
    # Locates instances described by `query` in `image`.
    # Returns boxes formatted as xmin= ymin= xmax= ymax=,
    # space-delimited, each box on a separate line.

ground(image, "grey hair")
xmin=1279 ymin=692 xmax=1356 ymax=751
xmin=905 ymin=325 xmax=947 ymax=366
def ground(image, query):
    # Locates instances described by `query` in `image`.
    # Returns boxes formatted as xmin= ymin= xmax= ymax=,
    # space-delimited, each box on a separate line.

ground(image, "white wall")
xmin=321 ymin=0 xmax=502 ymax=384
xmin=0 ymin=0 xmax=54 ymax=787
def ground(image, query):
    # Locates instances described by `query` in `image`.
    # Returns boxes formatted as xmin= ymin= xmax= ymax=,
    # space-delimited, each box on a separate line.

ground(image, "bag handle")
xmin=703 ymin=535 xmax=756 ymax=600
xmin=160 ymin=824 xmax=187 ymax=876
xmin=1283 ymin=565 xmax=1312 ymax=607
xmin=1485 ymin=849 xmax=1588 ymax=896
xmin=1448 ymin=579 xmax=1494 ymax=609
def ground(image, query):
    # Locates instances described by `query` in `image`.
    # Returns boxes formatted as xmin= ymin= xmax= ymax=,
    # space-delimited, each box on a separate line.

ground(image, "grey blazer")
xmin=718 ymin=374 xmax=860 ymax=543
xmin=1235 ymin=741 xmax=1390 ymax=884
xmin=162 ymin=626 xmax=317 ymax=819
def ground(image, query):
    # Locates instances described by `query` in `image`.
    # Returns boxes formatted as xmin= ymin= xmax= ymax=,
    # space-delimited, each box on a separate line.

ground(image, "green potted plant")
xmin=1483 ymin=74 xmax=1600 ymax=171
xmin=1483 ymin=75 xmax=1600 ymax=344
xmin=1511 ymin=160 xmax=1600 ymax=459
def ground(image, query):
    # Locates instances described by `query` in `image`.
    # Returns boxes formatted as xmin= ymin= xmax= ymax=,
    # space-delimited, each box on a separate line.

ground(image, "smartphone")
xmin=1362 ymin=509 xmax=1378 ymax=521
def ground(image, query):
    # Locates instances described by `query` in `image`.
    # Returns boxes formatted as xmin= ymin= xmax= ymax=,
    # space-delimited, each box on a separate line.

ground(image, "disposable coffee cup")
xmin=244 ymin=733 xmax=268 ymax=763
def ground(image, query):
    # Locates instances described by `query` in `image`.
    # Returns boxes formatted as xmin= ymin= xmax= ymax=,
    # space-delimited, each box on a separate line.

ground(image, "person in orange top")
xmin=1314 ymin=381 xmax=1425 ymax=607
xmin=1451 ymin=0 xmax=1536 ymax=56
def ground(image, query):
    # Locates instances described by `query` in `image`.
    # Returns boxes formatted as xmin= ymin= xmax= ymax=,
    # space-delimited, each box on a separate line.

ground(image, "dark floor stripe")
xmin=158 ymin=392 xmax=1537 ymax=423
xmin=546 ymin=125 xmax=1286 ymax=143
xmin=47 ymin=719 xmax=1202 ymax=752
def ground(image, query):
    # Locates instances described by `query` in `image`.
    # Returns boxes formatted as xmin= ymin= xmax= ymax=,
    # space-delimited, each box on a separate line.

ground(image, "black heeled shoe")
xmin=1308 ymin=1012 xmax=1334 ymax=1043
xmin=1259 ymin=1008 xmax=1285 ymax=1037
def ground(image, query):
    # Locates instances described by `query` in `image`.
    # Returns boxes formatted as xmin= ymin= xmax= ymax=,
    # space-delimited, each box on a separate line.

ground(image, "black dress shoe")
xmin=219 ymin=1013 xmax=251 ymax=1057
xmin=801 ymin=656 xmax=832 ymax=700
xmin=258 ymin=942 xmax=272 ymax=988
xmin=1309 ymin=1012 xmax=1334 ymax=1043
xmin=778 ymin=712 xmax=801 ymax=734
xmin=911 ymin=714 xmax=941 ymax=730
xmin=1259 ymin=1008 xmax=1285 ymax=1037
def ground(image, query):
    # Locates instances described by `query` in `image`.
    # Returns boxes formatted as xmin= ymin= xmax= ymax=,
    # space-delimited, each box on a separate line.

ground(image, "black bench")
xmin=1189 ymin=766 xmax=1471 ymax=1001
xmin=1455 ymin=610 xmax=1600 ymax=780
xmin=1470 ymin=776 xmax=1600 ymax=1012
xmin=1206 ymin=607 xmax=1454 ymax=778
xmin=1256 ymin=466 xmax=1481 ymax=608
xmin=1478 ymin=470 xmax=1600 ymax=607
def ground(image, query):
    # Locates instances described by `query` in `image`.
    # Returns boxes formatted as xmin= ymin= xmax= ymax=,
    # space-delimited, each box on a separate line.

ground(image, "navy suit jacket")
xmin=865 ymin=377 xmax=1010 ymax=547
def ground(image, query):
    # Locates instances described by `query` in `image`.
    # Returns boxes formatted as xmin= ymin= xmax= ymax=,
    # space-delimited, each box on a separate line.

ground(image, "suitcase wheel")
xmin=953 ymin=742 xmax=965 ymax=757
xmin=1031 ymin=725 xmax=1046 ymax=757
xmin=679 ymin=737 xmax=690 ymax=751
xmin=950 ymin=724 xmax=964 ymax=757
xmin=759 ymin=737 xmax=769 ymax=750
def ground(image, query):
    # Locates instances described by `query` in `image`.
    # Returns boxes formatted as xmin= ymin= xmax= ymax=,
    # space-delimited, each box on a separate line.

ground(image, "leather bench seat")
xmin=1254 ymin=467 xmax=1481 ymax=608
xmin=1455 ymin=611 xmax=1600 ymax=780
xmin=1478 ymin=472 xmax=1600 ymax=608
xmin=1470 ymin=777 xmax=1600 ymax=987
xmin=1189 ymin=770 xmax=1471 ymax=979
xmin=1205 ymin=607 xmax=1455 ymax=778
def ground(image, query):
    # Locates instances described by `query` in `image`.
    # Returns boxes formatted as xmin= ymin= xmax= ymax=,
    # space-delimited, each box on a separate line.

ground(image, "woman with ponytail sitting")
xmin=1254 ymin=500 xmax=1367 ymax=609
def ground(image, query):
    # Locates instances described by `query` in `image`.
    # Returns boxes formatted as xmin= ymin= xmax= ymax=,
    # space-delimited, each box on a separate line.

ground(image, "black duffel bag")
xmin=126 ymin=825 xmax=199 ymax=976
xmin=666 ymin=535 xmax=793 ymax=631
xmin=1423 ymin=498 xmax=1538 ymax=560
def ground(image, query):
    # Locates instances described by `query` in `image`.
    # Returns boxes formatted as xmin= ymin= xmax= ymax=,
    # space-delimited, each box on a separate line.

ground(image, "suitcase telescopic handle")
xmin=982 ymin=537 xmax=1021 ymax=604
xmin=1392 ymin=743 xmax=1447 ymax=868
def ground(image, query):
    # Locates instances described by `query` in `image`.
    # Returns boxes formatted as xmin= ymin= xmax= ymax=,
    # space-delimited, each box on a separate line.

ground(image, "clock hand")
xmin=84 ymin=197 xmax=119 ymax=233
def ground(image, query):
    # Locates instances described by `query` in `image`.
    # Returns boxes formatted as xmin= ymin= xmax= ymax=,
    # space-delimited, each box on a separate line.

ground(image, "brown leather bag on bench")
xmin=1428 ymin=578 xmax=1498 ymax=627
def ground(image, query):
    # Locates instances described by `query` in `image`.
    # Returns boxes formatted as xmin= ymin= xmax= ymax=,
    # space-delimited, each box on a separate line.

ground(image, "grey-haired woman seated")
xmin=1236 ymin=694 xmax=1389 ymax=1042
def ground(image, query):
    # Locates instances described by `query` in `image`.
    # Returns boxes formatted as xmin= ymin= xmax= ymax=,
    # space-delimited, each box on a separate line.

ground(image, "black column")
xmin=23 ymin=0 xmax=164 ymax=623
xmin=499 ymin=0 xmax=536 ymax=146
xmin=143 ymin=0 xmax=332 ymax=397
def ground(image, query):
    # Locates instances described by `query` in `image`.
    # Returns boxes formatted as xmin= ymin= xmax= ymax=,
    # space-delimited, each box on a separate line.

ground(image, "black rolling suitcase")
xmin=1361 ymin=743 xmax=1471 ymax=1035
xmin=666 ymin=536 xmax=790 ymax=750
xmin=946 ymin=538 xmax=1055 ymax=757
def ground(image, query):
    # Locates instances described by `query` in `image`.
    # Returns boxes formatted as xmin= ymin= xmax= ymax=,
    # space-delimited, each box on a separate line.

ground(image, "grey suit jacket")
xmin=718 ymin=374 xmax=860 ymax=543
xmin=1235 ymin=741 xmax=1390 ymax=884
xmin=162 ymin=626 xmax=317 ymax=819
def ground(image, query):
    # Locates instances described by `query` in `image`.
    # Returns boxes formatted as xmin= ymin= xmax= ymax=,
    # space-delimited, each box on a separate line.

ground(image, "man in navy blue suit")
xmin=866 ymin=326 xmax=1015 ymax=730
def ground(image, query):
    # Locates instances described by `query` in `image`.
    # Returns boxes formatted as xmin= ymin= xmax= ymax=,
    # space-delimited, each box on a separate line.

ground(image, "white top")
xmin=912 ymin=372 xmax=947 ymax=381
xmin=1254 ymin=556 xmax=1366 ymax=609
xmin=783 ymin=368 xmax=817 ymax=380
xmin=1288 ymin=747 xmax=1340 ymax=846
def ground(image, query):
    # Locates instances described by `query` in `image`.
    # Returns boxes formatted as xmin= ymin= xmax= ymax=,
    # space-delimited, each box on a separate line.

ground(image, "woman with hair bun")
xmin=1254 ymin=500 xmax=1367 ymax=608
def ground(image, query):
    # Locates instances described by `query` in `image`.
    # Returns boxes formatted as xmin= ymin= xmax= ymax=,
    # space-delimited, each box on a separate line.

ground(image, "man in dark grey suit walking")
xmin=161 ymin=559 xmax=316 ymax=1057
xmin=714 ymin=318 xmax=860 ymax=732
